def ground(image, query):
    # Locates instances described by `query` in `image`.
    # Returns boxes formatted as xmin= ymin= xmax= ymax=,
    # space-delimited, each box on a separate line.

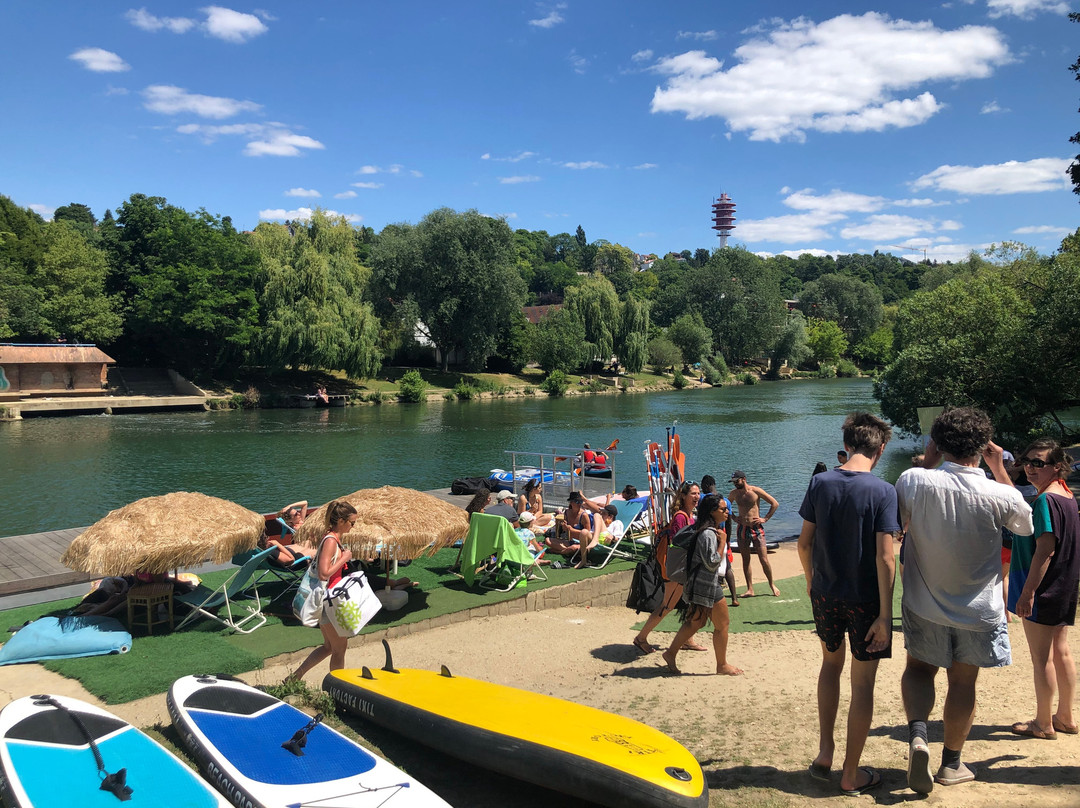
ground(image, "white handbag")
xmin=291 ymin=536 xmax=334 ymax=627
xmin=324 ymin=570 xmax=382 ymax=636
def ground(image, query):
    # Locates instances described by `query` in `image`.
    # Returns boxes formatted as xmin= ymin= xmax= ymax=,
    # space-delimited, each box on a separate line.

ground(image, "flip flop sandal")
xmin=840 ymin=767 xmax=881 ymax=796
xmin=632 ymin=637 xmax=656 ymax=655
xmin=1011 ymin=719 xmax=1056 ymax=740
xmin=808 ymin=763 xmax=831 ymax=782
xmin=682 ymin=642 xmax=708 ymax=652
xmin=1053 ymin=716 xmax=1080 ymax=734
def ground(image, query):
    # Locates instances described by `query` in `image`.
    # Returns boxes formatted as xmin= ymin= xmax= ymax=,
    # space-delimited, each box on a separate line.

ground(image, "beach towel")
xmin=0 ymin=615 xmax=131 ymax=666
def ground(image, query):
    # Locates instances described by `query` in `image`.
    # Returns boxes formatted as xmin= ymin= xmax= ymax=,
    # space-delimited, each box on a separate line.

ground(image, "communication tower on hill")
xmin=711 ymin=192 xmax=736 ymax=248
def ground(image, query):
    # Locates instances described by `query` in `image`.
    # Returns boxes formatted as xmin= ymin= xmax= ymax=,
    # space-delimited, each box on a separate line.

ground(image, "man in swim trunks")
xmin=729 ymin=470 xmax=781 ymax=597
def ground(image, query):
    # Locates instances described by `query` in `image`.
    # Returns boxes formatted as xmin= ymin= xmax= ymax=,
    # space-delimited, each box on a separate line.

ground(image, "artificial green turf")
xmin=633 ymin=570 xmax=905 ymax=635
xmin=0 ymin=545 xmax=636 ymax=703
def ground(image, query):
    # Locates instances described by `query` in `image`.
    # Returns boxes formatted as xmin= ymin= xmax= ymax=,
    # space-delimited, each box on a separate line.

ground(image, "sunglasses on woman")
xmin=1019 ymin=457 xmax=1052 ymax=469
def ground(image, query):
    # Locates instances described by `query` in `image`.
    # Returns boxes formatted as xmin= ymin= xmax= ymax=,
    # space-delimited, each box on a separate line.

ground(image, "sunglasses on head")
xmin=680 ymin=480 xmax=698 ymax=492
xmin=1019 ymin=457 xmax=1052 ymax=469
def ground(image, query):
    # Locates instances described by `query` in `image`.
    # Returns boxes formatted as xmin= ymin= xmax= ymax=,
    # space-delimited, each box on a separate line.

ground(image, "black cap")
xmin=729 ymin=469 xmax=746 ymax=481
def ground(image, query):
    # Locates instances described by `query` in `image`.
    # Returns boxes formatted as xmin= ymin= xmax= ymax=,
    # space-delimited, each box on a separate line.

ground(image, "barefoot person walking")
xmin=662 ymin=494 xmax=743 ymax=676
xmin=798 ymin=413 xmax=899 ymax=796
xmin=729 ymin=470 xmax=781 ymax=597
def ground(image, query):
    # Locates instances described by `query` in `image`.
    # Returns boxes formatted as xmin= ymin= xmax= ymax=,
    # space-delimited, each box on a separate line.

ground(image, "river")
xmin=1 ymin=379 xmax=917 ymax=538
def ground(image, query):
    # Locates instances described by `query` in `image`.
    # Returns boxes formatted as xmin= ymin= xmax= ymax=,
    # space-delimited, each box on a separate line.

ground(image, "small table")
xmin=127 ymin=582 xmax=174 ymax=634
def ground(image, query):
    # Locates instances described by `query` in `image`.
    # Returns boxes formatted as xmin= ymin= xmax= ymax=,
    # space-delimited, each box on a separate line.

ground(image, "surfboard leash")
xmin=281 ymin=712 xmax=324 ymax=756
xmin=31 ymin=695 xmax=133 ymax=801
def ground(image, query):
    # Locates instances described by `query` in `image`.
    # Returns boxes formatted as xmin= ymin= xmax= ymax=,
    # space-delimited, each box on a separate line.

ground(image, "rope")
xmin=31 ymin=695 xmax=133 ymax=801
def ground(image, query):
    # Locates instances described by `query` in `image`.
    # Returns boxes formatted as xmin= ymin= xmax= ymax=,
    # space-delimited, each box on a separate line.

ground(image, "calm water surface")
xmin=1 ymin=379 xmax=916 ymax=537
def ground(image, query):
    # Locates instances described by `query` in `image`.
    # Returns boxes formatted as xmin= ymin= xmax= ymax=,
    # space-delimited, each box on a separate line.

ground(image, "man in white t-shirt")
xmin=895 ymin=407 xmax=1032 ymax=794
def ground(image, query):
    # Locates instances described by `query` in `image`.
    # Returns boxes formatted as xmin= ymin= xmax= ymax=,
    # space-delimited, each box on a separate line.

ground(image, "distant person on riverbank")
xmin=798 ymin=412 xmax=899 ymax=796
xmin=661 ymin=494 xmax=743 ymax=676
xmin=729 ymin=471 xmax=781 ymax=597
xmin=286 ymin=500 xmax=356 ymax=681
xmin=895 ymin=407 xmax=1032 ymax=793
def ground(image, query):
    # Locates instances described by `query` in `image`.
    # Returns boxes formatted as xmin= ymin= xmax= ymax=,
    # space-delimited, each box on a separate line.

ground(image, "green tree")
xmin=53 ymin=203 xmax=97 ymax=241
xmin=37 ymin=221 xmax=122 ymax=343
xmin=1070 ymin=11 xmax=1080 ymax=199
xmin=806 ymin=319 xmax=848 ymax=365
xmin=105 ymin=194 xmax=260 ymax=373
xmin=532 ymin=307 xmax=585 ymax=372
xmin=250 ymin=210 xmax=382 ymax=378
xmin=615 ymin=295 xmax=650 ymax=373
xmin=768 ymin=311 xmax=811 ymax=376
xmin=397 ymin=369 xmax=428 ymax=403
xmin=667 ymin=311 xmax=713 ymax=365
xmin=371 ymin=208 xmax=526 ymax=372
xmin=851 ymin=326 xmax=894 ymax=366
xmin=562 ymin=274 xmax=621 ymax=370
xmin=592 ymin=243 xmax=635 ymax=275
xmin=648 ymin=336 xmax=682 ymax=373
xmin=798 ymin=273 xmax=883 ymax=344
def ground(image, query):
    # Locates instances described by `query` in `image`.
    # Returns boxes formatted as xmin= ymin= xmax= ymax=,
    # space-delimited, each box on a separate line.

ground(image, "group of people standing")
xmin=799 ymin=407 xmax=1078 ymax=796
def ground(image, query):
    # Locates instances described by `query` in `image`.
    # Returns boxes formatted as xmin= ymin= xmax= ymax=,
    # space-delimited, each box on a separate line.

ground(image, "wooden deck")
xmin=0 ymin=527 xmax=94 ymax=597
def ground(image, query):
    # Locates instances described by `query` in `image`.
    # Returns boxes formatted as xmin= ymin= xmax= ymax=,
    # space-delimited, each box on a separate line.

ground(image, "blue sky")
xmin=2 ymin=1 xmax=1077 ymax=262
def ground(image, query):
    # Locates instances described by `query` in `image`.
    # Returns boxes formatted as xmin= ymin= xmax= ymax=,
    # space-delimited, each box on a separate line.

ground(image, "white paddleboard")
xmin=168 ymin=674 xmax=452 ymax=808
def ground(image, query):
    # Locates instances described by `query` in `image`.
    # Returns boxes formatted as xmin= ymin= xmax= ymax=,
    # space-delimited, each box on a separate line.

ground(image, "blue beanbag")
xmin=0 ymin=615 xmax=132 ymax=666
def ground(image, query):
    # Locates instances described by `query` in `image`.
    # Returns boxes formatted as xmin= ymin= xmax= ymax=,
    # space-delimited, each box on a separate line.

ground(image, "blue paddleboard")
xmin=168 ymin=674 xmax=452 ymax=808
xmin=0 ymin=694 xmax=229 ymax=808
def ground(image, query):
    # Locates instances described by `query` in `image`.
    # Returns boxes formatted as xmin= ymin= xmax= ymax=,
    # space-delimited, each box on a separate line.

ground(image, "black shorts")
xmin=810 ymin=591 xmax=891 ymax=661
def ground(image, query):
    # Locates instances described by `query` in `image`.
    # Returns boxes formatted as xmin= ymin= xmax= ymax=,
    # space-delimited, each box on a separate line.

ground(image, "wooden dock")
xmin=0 ymin=527 xmax=94 ymax=597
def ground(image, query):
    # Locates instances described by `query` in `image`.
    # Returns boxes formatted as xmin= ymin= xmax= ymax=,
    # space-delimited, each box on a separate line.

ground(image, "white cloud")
xmin=980 ymin=100 xmax=1008 ymax=114
xmin=568 ymin=50 xmax=588 ymax=74
xmin=357 ymin=165 xmax=379 ymax=174
xmin=529 ymin=3 xmax=566 ymax=28
xmin=126 ymin=8 xmax=196 ymax=33
xmin=677 ymin=30 xmax=719 ymax=41
xmin=737 ymin=212 xmax=846 ymax=243
xmin=484 ymin=150 xmax=537 ymax=163
xmin=105 ymin=85 xmax=130 ymax=96
xmin=351 ymin=182 xmax=384 ymax=189
xmin=203 ymin=6 xmax=268 ymax=43
xmin=650 ymin=13 xmax=1010 ymax=142
xmin=987 ymin=0 xmax=1069 ymax=19
xmin=499 ymin=175 xmax=541 ymax=184
xmin=562 ymin=161 xmax=608 ymax=169
xmin=143 ymin=85 xmax=260 ymax=118
xmin=756 ymin=248 xmax=838 ymax=259
xmin=285 ymin=188 xmax=320 ymax=198
xmin=244 ymin=132 xmax=324 ymax=157
xmin=911 ymin=157 xmax=1071 ymax=194
xmin=638 ymin=231 xmax=658 ymax=238
xmin=28 ymin=204 xmax=54 ymax=220
xmin=334 ymin=190 xmax=358 ymax=199
xmin=259 ymin=207 xmax=360 ymax=223
xmin=840 ymin=214 xmax=939 ymax=241
xmin=632 ymin=49 xmax=654 ymax=63
xmin=69 ymin=48 xmax=130 ymax=72
xmin=783 ymin=188 xmax=887 ymax=214
xmin=632 ymin=163 xmax=658 ymax=169
xmin=176 ymin=122 xmax=266 ymax=139
xmin=410 ymin=169 xmax=423 ymax=178
xmin=893 ymin=197 xmax=941 ymax=207
xmin=1013 ymin=224 xmax=1072 ymax=236
xmin=356 ymin=164 xmax=404 ymax=175
xmin=482 ymin=212 xmax=519 ymax=221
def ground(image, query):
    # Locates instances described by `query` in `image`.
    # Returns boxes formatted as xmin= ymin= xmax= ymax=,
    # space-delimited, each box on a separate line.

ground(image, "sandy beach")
xmin=2 ymin=543 xmax=1078 ymax=807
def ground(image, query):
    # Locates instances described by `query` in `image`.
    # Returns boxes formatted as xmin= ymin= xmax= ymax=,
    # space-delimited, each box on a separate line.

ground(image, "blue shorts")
xmin=902 ymin=606 xmax=1010 ymax=669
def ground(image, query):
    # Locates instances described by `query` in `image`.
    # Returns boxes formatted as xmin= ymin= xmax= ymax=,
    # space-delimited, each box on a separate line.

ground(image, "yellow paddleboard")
xmin=324 ymin=644 xmax=708 ymax=808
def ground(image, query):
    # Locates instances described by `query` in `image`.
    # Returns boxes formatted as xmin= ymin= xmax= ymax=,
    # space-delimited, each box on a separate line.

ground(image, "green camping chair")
xmin=175 ymin=546 xmax=277 ymax=633
xmin=460 ymin=513 xmax=545 ymax=591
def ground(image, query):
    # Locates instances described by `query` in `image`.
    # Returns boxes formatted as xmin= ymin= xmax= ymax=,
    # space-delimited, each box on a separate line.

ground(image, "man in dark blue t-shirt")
xmin=798 ymin=412 xmax=900 ymax=796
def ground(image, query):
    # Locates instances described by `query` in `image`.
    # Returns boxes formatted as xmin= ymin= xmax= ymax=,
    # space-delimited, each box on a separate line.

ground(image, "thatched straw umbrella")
xmin=61 ymin=492 xmax=265 ymax=577
xmin=293 ymin=486 xmax=469 ymax=564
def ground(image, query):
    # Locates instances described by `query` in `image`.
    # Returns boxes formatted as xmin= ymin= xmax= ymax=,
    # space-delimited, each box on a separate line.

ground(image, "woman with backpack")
xmin=632 ymin=481 xmax=708 ymax=654
xmin=661 ymin=494 xmax=744 ymax=676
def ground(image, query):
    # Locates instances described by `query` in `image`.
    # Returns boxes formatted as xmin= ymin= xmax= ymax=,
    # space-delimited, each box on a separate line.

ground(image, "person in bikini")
xmin=729 ymin=470 xmax=781 ymax=597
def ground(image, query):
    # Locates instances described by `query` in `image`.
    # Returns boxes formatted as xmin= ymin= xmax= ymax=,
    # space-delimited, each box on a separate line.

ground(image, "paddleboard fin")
xmin=281 ymin=712 xmax=324 ymax=757
xmin=439 ymin=664 xmax=453 ymax=678
xmin=361 ymin=666 xmax=374 ymax=680
xmin=100 ymin=768 xmax=133 ymax=801
xmin=381 ymin=639 xmax=399 ymax=673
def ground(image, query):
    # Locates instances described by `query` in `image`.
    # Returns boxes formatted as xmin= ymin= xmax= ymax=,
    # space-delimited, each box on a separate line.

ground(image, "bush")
xmin=442 ymin=391 xmax=455 ymax=401
xmin=368 ymin=390 xmax=384 ymax=404
xmin=540 ymin=370 xmax=570 ymax=396
xmin=206 ymin=398 xmax=230 ymax=410
xmin=836 ymin=359 xmax=859 ymax=378
xmin=672 ymin=370 xmax=687 ymax=389
xmin=647 ymin=336 xmax=682 ymax=374
xmin=583 ymin=378 xmax=605 ymax=393
xmin=815 ymin=364 xmax=837 ymax=379
xmin=700 ymin=357 xmax=726 ymax=386
xmin=228 ymin=393 xmax=244 ymax=409
xmin=453 ymin=381 xmax=479 ymax=400
xmin=241 ymin=386 xmax=260 ymax=409
xmin=738 ymin=372 xmax=758 ymax=385
xmin=522 ymin=386 xmax=535 ymax=395
xmin=398 ymin=369 xmax=428 ymax=403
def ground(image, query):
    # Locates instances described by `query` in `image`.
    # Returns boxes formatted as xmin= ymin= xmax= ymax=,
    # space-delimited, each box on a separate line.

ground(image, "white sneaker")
xmin=908 ymin=737 xmax=933 ymax=794
xmin=935 ymin=762 xmax=975 ymax=786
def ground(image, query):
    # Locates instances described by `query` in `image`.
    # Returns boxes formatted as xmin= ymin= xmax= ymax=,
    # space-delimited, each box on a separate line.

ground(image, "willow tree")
xmin=251 ymin=209 xmax=381 ymax=378
xmin=563 ymin=274 xmax=620 ymax=370
xmin=616 ymin=295 xmax=650 ymax=373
